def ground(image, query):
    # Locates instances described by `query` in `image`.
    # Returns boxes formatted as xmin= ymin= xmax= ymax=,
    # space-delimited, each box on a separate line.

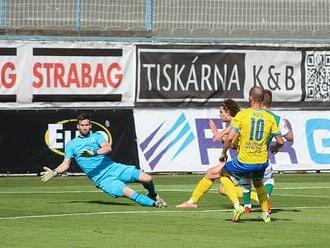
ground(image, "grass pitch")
xmin=0 ymin=173 xmax=330 ymax=248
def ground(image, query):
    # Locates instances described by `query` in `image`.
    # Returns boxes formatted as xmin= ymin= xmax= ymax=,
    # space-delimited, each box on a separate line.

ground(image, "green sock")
xmin=264 ymin=183 xmax=274 ymax=197
xmin=243 ymin=192 xmax=251 ymax=205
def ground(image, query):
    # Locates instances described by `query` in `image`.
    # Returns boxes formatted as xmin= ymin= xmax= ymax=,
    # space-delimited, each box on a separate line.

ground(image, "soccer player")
xmin=41 ymin=113 xmax=167 ymax=208
xmin=218 ymin=175 xmax=259 ymax=206
xmin=242 ymin=89 xmax=294 ymax=214
xmin=219 ymin=86 xmax=284 ymax=222
xmin=176 ymin=99 xmax=246 ymax=208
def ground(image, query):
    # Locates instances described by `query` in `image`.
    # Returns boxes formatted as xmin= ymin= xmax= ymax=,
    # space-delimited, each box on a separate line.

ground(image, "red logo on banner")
xmin=0 ymin=62 xmax=16 ymax=88
xmin=33 ymin=62 xmax=123 ymax=89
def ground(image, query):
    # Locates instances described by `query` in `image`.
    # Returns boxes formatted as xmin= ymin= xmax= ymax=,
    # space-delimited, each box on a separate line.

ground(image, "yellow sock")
xmin=250 ymin=191 xmax=259 ymax=203
xmin=235 ymin=186 xmax=243 ymax=198
xmin=255 ymin=185 xmax=268 ymax=212
xmin=220 ymin=176 xmax=239 ymax=205
xmin=191 ymin=177 xmax=213 ymax=202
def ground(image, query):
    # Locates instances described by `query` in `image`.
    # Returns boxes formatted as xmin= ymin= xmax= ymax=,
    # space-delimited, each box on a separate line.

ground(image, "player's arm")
xmin=80 ymin=140 xmax=112 ymax=157
xmin=219 ymin=128 xmax=238 ymax=162
xmin=209 ymin=120 xmax=230 ymax=142
xmin=282 ymin=119 xmax=294 ymax=142
xmin=214 ymin=128 xmax=231 ymax=142
xmin=269 ymin=117 xmax=285 ymax=154
xmin=96 ymin=141 xmax=112 ymax=154
xmin=41 ymin=158 xmax=71 ymax=183
xmin=269 ymin=135 xmax=284 ymax=154
xmin=230 ymin=133 xmax=240 ymax=150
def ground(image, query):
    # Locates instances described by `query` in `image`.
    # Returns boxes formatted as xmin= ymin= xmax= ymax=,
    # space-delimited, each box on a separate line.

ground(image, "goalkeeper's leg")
xmin=99 ymin=179 xmax=157 ymax=207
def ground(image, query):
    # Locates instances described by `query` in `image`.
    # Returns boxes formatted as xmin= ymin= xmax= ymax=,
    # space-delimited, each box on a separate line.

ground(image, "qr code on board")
xmin=305 ymin=52 xmax=330 ymax=100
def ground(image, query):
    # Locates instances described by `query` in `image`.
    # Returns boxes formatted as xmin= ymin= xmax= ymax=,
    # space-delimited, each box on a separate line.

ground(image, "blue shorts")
xmin=96 ymin=162 xmax=141 ymax=198
xmin=224 ymin=158 xmax=268 ymax=180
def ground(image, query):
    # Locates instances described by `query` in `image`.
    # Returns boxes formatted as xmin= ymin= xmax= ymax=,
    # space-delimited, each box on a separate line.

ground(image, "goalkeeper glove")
xmin=41 ymin=167 xmax=57 ymax=183
xmin=80 ymin=150 xmax=97 ymax=157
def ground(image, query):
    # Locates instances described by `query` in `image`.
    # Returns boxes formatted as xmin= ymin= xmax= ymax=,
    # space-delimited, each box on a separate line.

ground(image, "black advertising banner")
xmin=136 ymin=45 xmax=330 ymax=108
xmin=136 ymin=46 xmax=246 ymax=106
xmin=0 ymin=109 xmax=139 ymax=174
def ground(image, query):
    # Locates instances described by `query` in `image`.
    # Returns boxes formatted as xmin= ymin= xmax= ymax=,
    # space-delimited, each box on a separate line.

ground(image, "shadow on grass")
xmin=223 ymin=208 xmax=302 ymax=223
xmin=225 ymin=217 xmax=293 ymax=223
xmin=270 ymin=208 xmax=301 ymax=214
xmin=68 ymin=200 xmax=132 ymax=206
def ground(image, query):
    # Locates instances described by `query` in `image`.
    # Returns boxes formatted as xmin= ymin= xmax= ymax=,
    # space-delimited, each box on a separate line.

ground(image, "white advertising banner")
xmin=244 ymin=50 xmax=302 ymax=102
xmin=0 ymin=47 xmax=20 ymax=102
xmin=134 ymin=109 xmax=330 ymax=172
xmin=0 ymin=41 xmax=135 ymax=108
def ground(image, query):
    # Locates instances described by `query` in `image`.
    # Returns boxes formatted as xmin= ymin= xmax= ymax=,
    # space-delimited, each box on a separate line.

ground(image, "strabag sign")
xmin=136 ymin=45 xmax=302 ymax=106
xmin=0 ymin=41 xmax=136 ymax=107
xmin=32 ymin=47 xmax=134 ymax=103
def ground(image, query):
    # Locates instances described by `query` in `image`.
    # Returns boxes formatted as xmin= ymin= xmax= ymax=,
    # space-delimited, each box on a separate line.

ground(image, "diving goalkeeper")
xmin=41 ymin=113 xmax=166 ymax=208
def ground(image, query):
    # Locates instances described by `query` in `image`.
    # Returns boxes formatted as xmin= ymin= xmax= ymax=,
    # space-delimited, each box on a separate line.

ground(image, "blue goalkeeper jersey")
xmin=65 ymin=131 xmax=112 ymax=182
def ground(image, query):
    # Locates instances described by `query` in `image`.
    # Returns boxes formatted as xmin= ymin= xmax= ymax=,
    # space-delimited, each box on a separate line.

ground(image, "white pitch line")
xmin=0 ymin=209 xmax=232 ymax=220
xmin=0 ymin=190 xmax=100 ymax=194
xmin=273 ymin=186 xmax=330 ymax=190
xmin=0 ymin=186 xmax=330 ymax=194
xmin=1 ymin=206 xmax=330 ymax=221
xmin=273 ymin=193 xmax=330 ymax=199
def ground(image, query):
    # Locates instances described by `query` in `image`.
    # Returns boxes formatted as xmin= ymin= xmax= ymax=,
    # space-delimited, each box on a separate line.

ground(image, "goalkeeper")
xmin=41 ymin=113 xmax=166 ymax=208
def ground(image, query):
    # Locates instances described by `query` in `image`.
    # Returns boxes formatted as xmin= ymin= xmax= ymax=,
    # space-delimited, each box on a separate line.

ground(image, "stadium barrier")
xmin=0 ymin=40 xmax=329 ymax=174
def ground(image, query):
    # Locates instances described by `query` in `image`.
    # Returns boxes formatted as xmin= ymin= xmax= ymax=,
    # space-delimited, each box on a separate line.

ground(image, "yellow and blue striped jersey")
xmin=230 ymin=108 xmax=280 ymax=164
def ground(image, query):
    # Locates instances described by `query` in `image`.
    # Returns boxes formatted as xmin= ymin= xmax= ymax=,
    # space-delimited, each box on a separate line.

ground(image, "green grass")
xmin=0 ymin=173 xmax=330 ymax=248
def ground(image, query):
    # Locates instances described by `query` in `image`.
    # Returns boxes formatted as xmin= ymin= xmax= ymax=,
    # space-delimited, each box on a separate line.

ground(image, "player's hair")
xmin=249 ymin=86 xmax=264 ymax=103
xmin=77 ymin=113 xmax=92 ymax=122
xmin=262 ymin=89 xmax=272 ymax=108
xmin=221 ymin=99 xmax=241 ymax=117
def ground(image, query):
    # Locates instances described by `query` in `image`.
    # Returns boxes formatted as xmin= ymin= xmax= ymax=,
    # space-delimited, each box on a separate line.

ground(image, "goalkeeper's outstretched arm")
xmin=41 ymin=158 xmax=71 ymax=183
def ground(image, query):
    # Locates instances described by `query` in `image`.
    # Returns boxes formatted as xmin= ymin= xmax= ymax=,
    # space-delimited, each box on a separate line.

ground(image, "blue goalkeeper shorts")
xmin=96 ymin=162 xmax=141 ymax=198
xmin=224 ymin=158 xmax=268 ymax=180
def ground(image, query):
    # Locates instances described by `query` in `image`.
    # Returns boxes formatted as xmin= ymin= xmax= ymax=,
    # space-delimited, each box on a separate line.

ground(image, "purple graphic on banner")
xmin=195 ymin=118 xmax=237 ymax=164
xmin=269 ymin=120 xmax=298 ymax=164
xmin=139 ymin=113 xmax=195 ymax=170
